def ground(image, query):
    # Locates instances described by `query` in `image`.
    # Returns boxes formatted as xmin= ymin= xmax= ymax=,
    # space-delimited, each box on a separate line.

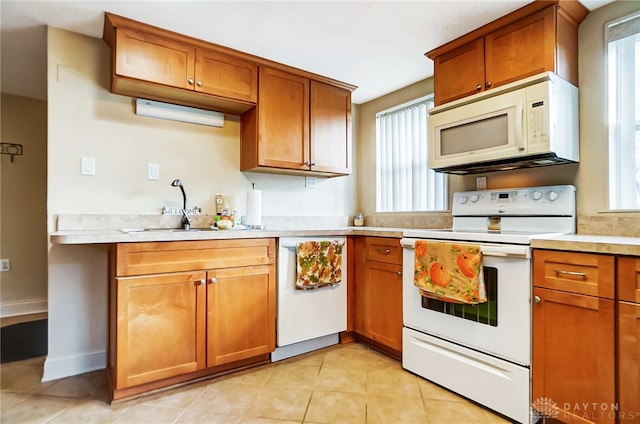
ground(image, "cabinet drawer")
xmin=533 ymin=250 xmax=614 ymax=299
xmin=114 ymin=239 xmax=275 ymax=276
xmin=618 ymin=256 xmax=640 ymax=303
xmin=365 ymin=237 xmax=402 ymax=265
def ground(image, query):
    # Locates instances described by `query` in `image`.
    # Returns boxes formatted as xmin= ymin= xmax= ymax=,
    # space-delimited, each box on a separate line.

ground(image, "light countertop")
xmin=50 ymin=227 xmax=639 ymax=256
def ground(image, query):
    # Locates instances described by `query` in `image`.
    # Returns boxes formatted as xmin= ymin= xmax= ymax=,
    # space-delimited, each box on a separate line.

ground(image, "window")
xmin=375 ymin=96 xmax=447 ymax=212
xmin=607 ymin=12 xmax=640 ymax=209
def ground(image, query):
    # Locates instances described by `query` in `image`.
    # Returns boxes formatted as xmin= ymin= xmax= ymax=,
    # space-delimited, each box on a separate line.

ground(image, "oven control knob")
xmin=547 ymin=191 xmax=559 ymax=201
xmin=470 ymin=194 xmax=480 ymax=203
xmin=459 ymin=196 xmax=468 ymax=204
xmin=532 ymin=190 xmax=542 ymax=201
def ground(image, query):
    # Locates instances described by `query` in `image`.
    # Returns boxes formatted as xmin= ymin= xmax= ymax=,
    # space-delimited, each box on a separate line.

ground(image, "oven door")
xmin=401 ymin=237 xmax=531 ymax=366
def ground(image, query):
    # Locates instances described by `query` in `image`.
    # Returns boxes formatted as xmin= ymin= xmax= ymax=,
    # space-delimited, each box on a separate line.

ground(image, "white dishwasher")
xmin=272 ymin=236 xmax=347 ymax=361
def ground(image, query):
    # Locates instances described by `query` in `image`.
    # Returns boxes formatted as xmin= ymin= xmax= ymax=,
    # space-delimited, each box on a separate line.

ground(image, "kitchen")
xmin=2 ymin=0 xmax=640 ymax=423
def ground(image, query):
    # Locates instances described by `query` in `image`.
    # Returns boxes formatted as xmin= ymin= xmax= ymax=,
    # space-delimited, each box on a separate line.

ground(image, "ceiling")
xmin=0 ymin=0 xmax=613 ymax=105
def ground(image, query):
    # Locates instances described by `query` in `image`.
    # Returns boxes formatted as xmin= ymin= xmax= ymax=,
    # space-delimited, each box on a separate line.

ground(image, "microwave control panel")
xmin=527 ymin=98 xmax=549 ymax=146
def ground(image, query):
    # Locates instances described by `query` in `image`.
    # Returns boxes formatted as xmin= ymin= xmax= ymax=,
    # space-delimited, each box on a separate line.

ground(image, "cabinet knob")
xmin=485 ymin=81 xmax=492 ymax=88
xmin=311 ymin=161 xmax=317 ymax=166
xmin=304 ymin=160 xmax=311 ymax=166
xmin=476 ymin=84 xmax=482 ymax=91
xmin=397 ymin=271 xmax=402 ymax=276
xmin=188 ymin=78 xmax=194 ymax=85
xmin=534 ymin=295 xmax=541 ymax=304
xmin=196 ymin=80 xmax=202 ymax=87
xmin=209 ymin=277 xmax=217 ymax=284
xmin=197 ymin=279 xmax=205 ymax=286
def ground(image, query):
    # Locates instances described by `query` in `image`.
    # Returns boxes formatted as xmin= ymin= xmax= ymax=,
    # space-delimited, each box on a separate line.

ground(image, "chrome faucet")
xmin=171 ymin=179 xmax=191 ymax=230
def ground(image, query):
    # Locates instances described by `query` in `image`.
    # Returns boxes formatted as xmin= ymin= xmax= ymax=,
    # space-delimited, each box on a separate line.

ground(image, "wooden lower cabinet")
xmin=353 ymin=237 xmax=403 ymax=357
xmin=114 ymin=271 xmax=207 ymax=389
xmin=532 ymin=287 xmax=615 ymax=423
xmin=109 ymin=239 xmax=275 ymax=401
xmin=206 ymin=265 xmax=275 ymax=367
xmin=618 ymin=257 xmax=640 ymax=423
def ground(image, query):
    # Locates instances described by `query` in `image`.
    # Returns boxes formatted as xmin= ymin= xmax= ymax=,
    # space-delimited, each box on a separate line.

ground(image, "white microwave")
xmin=428 ymin=72 xmax=579 ymax=174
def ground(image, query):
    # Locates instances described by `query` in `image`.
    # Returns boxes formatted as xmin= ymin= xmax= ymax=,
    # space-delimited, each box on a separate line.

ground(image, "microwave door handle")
xmin=516 ymin=103 xmax=525 ymax=151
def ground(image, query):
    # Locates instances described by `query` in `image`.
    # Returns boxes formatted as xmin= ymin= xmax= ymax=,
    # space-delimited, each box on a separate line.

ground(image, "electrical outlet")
xmin=305 ymin=177 xmax=318 ymax=188
xmin=0 ymin=259 xmax=10 ymax=272
xmin=476 ymin=176 xmax=487 ymax=190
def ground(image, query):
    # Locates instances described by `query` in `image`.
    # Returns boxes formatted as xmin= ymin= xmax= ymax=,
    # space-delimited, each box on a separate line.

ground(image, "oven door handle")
xmin=401 ymin=238 xmax=530 ymax=259
xmin=480 ymin=245 xmax=530 ymax=259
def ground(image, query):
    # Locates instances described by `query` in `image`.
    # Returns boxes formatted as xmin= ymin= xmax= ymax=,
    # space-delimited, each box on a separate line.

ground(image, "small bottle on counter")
xmin=354 ymin=213 xmax=365 ymax=226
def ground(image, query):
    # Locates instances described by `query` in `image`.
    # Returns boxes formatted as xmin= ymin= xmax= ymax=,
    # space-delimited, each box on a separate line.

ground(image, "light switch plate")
xmin=148 ymin=163 xmax=160 ymax=180
xmin=476 ymin=176 xmax=487 ymax=190
xmin=81 ymin=156 xmax=95 ymax=176
xmin=305 ymin=177 xmax=318 ymax=188
xmin=0 ymin=259 xmax=10 ymax=272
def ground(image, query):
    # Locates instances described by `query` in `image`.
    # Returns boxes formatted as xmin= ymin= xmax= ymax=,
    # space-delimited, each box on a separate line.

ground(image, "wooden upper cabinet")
xmin=195 ymin=49 xmax=257 ymax=103
xmin=115 ymin=27 xmax=195 ymax=90
xmin=427 ymin=2 xmax=588 ymax=106
xmin=104 ymin=12 xmax=258 ymax=114
xmin=310 ymin=81 xmax=352 ymax=175
xmin=241 ymin=67 xmax=353 ymax=177
xmin=433 ymin=38 xmax=485 ymax=105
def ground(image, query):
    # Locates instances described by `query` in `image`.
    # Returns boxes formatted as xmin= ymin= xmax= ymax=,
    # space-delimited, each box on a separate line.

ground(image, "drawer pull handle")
xmin=209 ymin=277 xmax=217 ymax=284
xmin=376 ymin=248 xmax=391 ymax=255
xmin=553 ymin=269 xmax=587 ymax=279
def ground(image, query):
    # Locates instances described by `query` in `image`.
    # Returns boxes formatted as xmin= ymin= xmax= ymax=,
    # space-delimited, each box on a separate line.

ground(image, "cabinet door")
xmin=256 ymin=67 xmax=310 ymax=170
xmin=618 ymin=256 xmax=640 ymax=303
xmin=619 ymin=301 xmax=640 ymax=423
xmin=310 ymin=81 xmax=351 ymax=175
xmin=114 ymin=271 xmax=206 ymax=389
xmin=433 ymin=38 xmax=485 ymax=105
xmin=532 ymin=287 xmax=615 ymax=423
xmin=352 ymin=237 xmax=367 ymax=335
xmin=207 ymin=265 xmax=275 ymax=367
xmin=485 ymin=7 xmax=555 ymax=89
xmin=115 ymin=27 xmax=195 ymax=90
xmin=365 ymin=261 xmax=403 ymax=351
xmin=195 ymin=49 xmax=257 ymax=103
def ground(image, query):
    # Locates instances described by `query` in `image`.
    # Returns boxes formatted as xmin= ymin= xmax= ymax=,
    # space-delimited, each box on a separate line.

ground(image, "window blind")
xmin=376 ymin=97 xmax=447 ymax=212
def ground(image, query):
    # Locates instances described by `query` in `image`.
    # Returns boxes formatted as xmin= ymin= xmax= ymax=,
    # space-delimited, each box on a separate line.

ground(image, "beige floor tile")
xmin=366 ymin=393 xmax=429 ymax=424
xmin=112 ymin=403 xmax=185 ymax=424
xmin=136 ymin=380 xmax=208 ymax=408
xmin=265 ymin=364 xmax=320 ymax=389
xmin=366 ymin=367 xmax=421 ymax=398
xmin=279 ymin=349 xmax=327 ymax=367
xmin=304 ymin=390 xmax=367 ymax=424
xmin=245 ymin=385 xmax=312 ymax=422
xmin=417 ymin=378 xmax=466 ymax=402
xmin=321 ymin=348 xmax=369 ymax=372
xmin=365 ymin=349 xmax=402 ymax=371
xmin=178 ymin=408 xmax=243 ymax=424
xmin=192 ymin=380 xmax=259 ymax=415
xmin=0 ymin=391 xmax=30 ymax=411
xmin=315 ymin=366 xmax=367 ymax=394
xmin=47 ymin=398 xmax=130 ymax=424
xmin=239 ymin=417 xmax=301 ymax=424
xmin=41 ymin=369 xmax=109 ymax=399
xmin=0 ymin=393 xmax=76 ymax=423
xmin=219 ymin=363 xmax=274 ymax=386
xmin=423 ymin=399 xmax=501 ymax=424
xmin=0 ymin=362 xmax=55 ymax=394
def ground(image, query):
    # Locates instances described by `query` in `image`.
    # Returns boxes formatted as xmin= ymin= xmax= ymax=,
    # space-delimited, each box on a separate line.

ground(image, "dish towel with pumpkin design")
xmin=296 ymin=240 xmax=344 ymax=290
xmin=413 ymin=241 xmax=487 ymax=304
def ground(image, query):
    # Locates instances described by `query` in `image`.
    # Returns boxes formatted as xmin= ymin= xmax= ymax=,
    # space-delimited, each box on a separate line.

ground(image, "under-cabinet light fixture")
xmin=135 ymin=99 xmax=224 ymax=128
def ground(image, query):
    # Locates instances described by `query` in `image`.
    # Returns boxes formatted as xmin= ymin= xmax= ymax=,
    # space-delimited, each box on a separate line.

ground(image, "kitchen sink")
xmin=119 ymin=228 xmax=218 ymax=234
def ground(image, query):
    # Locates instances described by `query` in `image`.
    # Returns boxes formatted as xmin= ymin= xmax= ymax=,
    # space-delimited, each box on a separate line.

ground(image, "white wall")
xmin=44 ymin=27 xmax=356 ymax=380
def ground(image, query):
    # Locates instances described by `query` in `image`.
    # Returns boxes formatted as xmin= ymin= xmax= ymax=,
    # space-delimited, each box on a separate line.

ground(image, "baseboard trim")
xmin=42 ymin=349 xmax=106 ymax=382
xmin=0 ymin=299 xmax=48 ymax=318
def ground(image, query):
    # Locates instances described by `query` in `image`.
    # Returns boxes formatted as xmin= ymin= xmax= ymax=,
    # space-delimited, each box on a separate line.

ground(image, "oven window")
xmin=421 ymin=267 xmax=498 ymax=326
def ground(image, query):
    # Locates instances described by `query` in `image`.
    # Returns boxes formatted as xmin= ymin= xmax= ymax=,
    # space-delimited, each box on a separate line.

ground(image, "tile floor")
xmin=1 ymin=342 xmax=511 ymax=423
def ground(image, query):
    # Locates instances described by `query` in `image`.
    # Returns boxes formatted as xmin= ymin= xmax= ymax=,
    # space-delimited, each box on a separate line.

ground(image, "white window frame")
xmin=607 ymin=11 xmax=640 ymax=210
xmin=375 ymin=95 xmax=447 ymax=212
